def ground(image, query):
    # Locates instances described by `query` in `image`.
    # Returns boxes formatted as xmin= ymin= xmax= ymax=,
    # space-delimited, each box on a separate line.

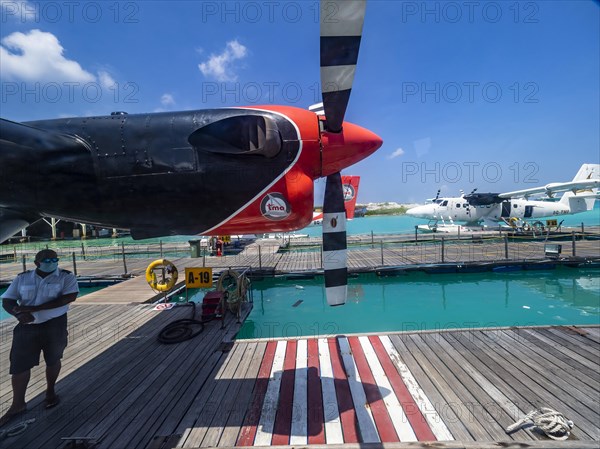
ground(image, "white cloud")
xmin=98 ymin=70 xmax=116 ymax=89
xmin=198 ymin=40 xmax=248 ymax=82
xmin=161 ymin=93 xmax=175 ymax=106
xmin=389 ymin=147 xmax=405 ymax=159
xmin=0 ymin=29 xmax=95 ymax=83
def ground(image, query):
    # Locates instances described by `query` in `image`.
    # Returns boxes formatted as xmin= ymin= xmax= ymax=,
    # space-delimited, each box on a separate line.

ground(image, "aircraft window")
xmin=456 ymin=204 xmax=461 ymax=208
xmin=188 ymin=115 xmax=281 ymax=158
xmin=513 ymin=204 xmax=518 ymax=208
xmin=441 ymin=200 xmax=448 ymax=206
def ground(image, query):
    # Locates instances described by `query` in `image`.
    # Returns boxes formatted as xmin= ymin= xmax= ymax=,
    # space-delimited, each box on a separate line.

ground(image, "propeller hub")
xmin=320 ymin=120 xmax=382 ymax=177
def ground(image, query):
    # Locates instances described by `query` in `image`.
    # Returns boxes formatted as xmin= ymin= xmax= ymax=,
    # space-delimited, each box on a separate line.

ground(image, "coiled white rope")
xmin=0 ymin=418 xmax=36 ymax=440
xmin=506 ymin=408 xmax=574 ymax=440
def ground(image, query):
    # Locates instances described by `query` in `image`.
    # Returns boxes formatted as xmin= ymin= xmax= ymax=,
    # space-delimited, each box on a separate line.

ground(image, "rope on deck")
xmin=506 ymin=407 xmax=574 ymax=440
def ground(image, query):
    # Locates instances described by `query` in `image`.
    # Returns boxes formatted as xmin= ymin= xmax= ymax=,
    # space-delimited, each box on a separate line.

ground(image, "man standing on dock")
xmin=0 ymin=249 xmax=78 ymax=427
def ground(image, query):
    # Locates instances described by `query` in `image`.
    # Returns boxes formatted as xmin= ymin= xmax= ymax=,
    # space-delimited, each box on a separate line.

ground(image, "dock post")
xmin=441 ymin=237 xmax=445 ymax=263
xmin=371 ymin=230 xmax=374 ymax=248
xmin=258 ymin=245 xmax=262 ymax=270
xmin=22 ymin=254 xmax=26 ymax=272
xmin=81 ymin=242 xmax=86 ymax=260
xmin=160 ymin=240 xmax=163 ymax=258
xmin=121 ymin=242 xmax=128 ymax=275
xmin=572 ymin=231 xmax=576 ymax=256
xmin=320 ymin=244 xmax=323 ymax=268
xmin=504 ymin=235 xmax=509 ymax=259
xmin=414 ymin=226 xmax=418 ymax=245
xmin=72 ymin=252 xmax=78 ymax=276
xmin=380 ymin=241 xmax=384 ymax=265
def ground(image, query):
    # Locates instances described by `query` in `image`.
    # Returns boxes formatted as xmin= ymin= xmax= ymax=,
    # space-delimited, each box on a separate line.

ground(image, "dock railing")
xmin=1 ymin=227 xmax=599 ymax=283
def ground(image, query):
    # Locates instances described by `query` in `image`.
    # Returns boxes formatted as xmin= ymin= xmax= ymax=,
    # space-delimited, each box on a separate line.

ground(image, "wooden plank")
xmin=520 ymin=326 xmax=600 ymax=373
xmin=349 ymin=336 xmax=400 ymax=442
xmin=544 ymin=327 xmax=600 ymax=363
xmin=213 ymin=342 xmax=267 ymax=447
xmin=371 ymin=336 xmax=439 ymax=441
xmin=412 ymin=334 xmax=509 ymax=440
xmin=121 ymin=314 xmax=240 ymax=448
xmin=402 ymin=333 xmax=495 ymax=440
xmin=199 ymin=341 xmax=263 ymax=448
xmin=433 ymin=333 xmax=535 ymax=441
xmin=271 ymin=340 xmax=297 ymax=446
xmin=512 ymin=328 xmax=600 ymax=388
xmin=317 ymin=337 xmax=343 ymax=444
xmin=494 ymin=330 xmax=599 ymax=416
xmin=235 ymin=339 xmax=278 ymax=446
xmin=307 ymin=339 xmax=325 ymax=445
xmin=358 ymin=336 xmax=417 ymax=442
xmin=233 ymin=441 xmax=600 ymax=449
xmin=443 ymin=330 xmax=553 ymax=440
xmin=338 ymin=336 xmax=380 ymax=443
xmin=289 ymin=339 xmax=308 ymax=445
xmin=254 ymin=340 xmax=287 ymax=446
xmin=388 ymin=334 xmax=470 ymax=441
xmin=165 ymin=339 xmax=249 ymax=449
xmin=54 ymin=315 xmax=229 ymax=447
xmin=327 ymin=337 xmax=359 ymax=443
xmin=472 ymin=330 xmax=599 ymax=440
xmin=582 ymin=326 xmax=600 ymax=343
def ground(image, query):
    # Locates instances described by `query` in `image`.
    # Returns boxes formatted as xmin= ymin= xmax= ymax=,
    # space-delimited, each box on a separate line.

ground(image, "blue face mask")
xmin=39 ymin=261 xmax=58 ymax=273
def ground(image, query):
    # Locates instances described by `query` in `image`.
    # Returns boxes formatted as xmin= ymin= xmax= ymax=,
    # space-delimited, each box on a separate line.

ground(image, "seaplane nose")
xmin=321 ymin=121 xmax=383 ymax=177
xmin=406 ymin=205 xmax=428 ymax=218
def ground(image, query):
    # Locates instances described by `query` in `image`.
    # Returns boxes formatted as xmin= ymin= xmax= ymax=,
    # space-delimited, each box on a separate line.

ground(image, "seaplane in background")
xmin=311 ymin=175 xmax=361 ymax=226
xmin=407 ymin=163 xmax=600 ymax=232
xmin=0 ymin=1 xmax=381 ymax=306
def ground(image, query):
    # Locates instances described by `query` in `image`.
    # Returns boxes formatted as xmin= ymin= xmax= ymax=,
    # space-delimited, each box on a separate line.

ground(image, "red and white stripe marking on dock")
xmin=236 ymin=335 xmax=453 ymax=446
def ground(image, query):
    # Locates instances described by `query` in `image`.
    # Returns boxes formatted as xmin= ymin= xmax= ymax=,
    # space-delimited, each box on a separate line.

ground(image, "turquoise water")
xmin=0 ymin=285 xmax=105 ymax=321
xmin=238 ymin=267 xmax=600 ymax=339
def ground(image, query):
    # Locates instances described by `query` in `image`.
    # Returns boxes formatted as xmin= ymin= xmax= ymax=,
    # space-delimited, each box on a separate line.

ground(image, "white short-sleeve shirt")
xmin=1 ymin=268 xmax=79 ymax=324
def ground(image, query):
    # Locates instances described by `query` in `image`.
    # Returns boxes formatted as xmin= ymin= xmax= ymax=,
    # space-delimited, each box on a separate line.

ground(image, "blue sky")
xmin=1 ymin=0 xmax=599 ymax=204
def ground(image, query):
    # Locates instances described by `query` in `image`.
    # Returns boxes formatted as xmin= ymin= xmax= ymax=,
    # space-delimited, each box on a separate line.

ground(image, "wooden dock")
xmin=1 ymin=232 xmax=598 ymax=447
xmin=1 ymin=235 xmax=599 ymax=284
xmin=0 ymin=297 xmax=598 ymax=448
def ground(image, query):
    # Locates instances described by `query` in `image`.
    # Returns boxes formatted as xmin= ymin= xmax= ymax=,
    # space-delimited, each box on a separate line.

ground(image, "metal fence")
xmin=1 ymin=231 xmax=598 ymax=281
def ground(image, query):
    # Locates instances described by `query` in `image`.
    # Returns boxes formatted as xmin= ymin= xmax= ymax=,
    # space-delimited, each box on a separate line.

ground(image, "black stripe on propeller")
xmin=323 ymin=172 xmax=348 ymax=306
xmin=320 ymin=0 xmax=367 ymax=133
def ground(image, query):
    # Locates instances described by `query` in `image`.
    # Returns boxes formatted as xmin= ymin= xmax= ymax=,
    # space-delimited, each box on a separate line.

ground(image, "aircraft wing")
xmin=498 ymin=179 xmax=600 ymax=199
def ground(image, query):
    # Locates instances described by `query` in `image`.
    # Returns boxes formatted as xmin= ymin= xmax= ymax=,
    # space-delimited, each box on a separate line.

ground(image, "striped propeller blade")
xmin=320 ymin=0 xmax=367 ymax=133
xmin=323 ymin=172 xmax=347 ymax=306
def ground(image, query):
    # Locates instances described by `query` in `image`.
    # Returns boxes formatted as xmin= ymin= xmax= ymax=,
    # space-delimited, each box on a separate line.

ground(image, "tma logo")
xmin=343 ymin=184 xmax=355 ymax=201
xmin=260 ymin=193 xmax=291 ymax=220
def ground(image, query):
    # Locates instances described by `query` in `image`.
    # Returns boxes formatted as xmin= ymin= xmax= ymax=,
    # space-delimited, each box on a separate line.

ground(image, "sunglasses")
xmin=40 ymin=258 xmax=60 ymax=263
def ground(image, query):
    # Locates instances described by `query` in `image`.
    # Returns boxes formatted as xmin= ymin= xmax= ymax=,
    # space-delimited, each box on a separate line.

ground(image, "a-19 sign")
xmin=185 ymin=267 xmax=213 ymax=288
